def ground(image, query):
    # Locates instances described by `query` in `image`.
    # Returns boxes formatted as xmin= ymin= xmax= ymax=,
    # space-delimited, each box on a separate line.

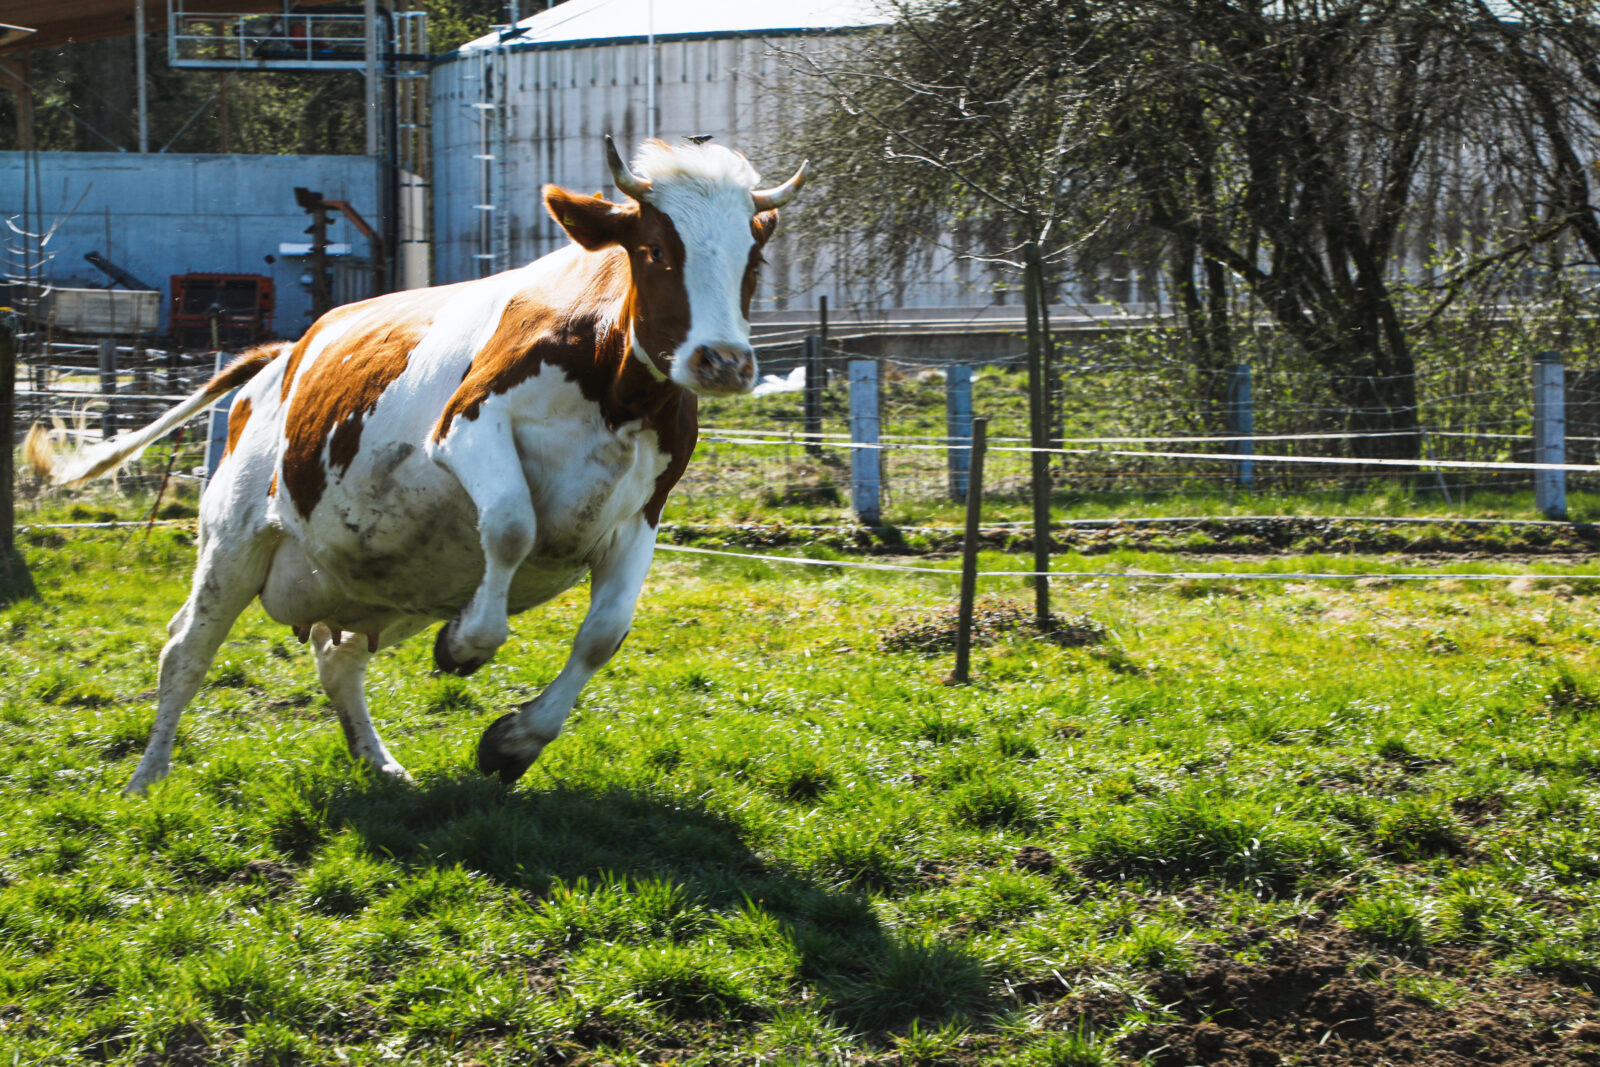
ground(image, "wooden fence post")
xmin=803 ymin=334 xmax=823 ymax=457
xmin=946 ymin=364 xmax=973 ymax=502
xmin=949 ymin=416 xmax=988 ymax=685
xmin=849 ymin=359 xmax=881 ymax=526
xmin=1023 ymin=243 xmax=1051 ymax=631
xmin=1 ymin=317 xmax=14 ymax=555
xmin=1227 ymin=362 xmax=1254 ymax=489
xmin=1534 ymin=349 xmax=1566 ymax=520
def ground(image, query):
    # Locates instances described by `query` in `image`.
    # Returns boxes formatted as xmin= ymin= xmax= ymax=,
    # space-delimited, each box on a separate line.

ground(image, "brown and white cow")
xmin=26 ymin=136 xmax=806 ymax=795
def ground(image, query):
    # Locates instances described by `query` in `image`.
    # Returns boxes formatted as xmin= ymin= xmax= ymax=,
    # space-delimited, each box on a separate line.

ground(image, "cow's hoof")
xmin=434 ymin=621 xmax=488 ymax=677
xmin=477 ymin=712 xmax=537 ymax=784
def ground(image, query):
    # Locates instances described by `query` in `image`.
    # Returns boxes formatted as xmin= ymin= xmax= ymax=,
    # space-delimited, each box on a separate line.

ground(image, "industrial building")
xmin=0 ymin=1 xmax=1046 ymax=346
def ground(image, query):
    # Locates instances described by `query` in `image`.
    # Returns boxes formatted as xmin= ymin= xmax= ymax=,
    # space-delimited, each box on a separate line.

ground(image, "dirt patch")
xmin=881 ymin=597 xmax=1106 ymax=656
xmin=1014 ymin=845 xmax=1057 ymax=874
xmin=662 ymin=517 xmax=1600 ymax=561
xmin=230 ymin=858 xmax=298 ymax=895
xmin=1113 ymin=926 xmax=1599 ymax=1066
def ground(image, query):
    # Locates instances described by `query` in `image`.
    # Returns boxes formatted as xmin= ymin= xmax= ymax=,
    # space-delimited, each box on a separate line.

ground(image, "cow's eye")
xmin=646 ymin=244 xmax=666 ymax=264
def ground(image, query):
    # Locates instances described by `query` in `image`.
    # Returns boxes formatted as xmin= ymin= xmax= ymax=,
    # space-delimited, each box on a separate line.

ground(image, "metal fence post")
xmin=1534 ymin=349 xmax=1566 ymax=520
xmin=803 ymin=334 xmax=823 ymax=456
xmin=1227 ymin=362 xmax=1254 ymax=489
xmin=946 ymin=364 xmax=973 ymax=502
xmin=97 ymin=339 xmax=118 ymax=439
xmin=849 ymin=359 xmax=881 ymax=525
xmin=204 ymin=350 xmax=239 ymax=486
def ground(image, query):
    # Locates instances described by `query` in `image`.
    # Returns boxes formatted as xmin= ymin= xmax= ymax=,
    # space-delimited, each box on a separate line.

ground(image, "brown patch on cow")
xmin=428 ymin=184 xmax=749 ymax=526
xmin=280 ymin=291 xmax=452 ymax=519
xmin=223 ymin=396 xmax=252 ymax=458
xmin=268 ymin=471 xmax=277 ymax=497
xmin=627 ymin=203 xmax=691 ymax=375
xmin=433 ymin=197 xmax=690 ymax=444
xmin=643 ymin=390 xmax=697 ymax=527
xmin=277 ymin=302 xmax=366 ymax=405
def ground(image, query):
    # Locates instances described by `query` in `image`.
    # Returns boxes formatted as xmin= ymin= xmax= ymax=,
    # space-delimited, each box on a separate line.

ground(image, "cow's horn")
xmin=605 ymin=134 xmax=651 ymax=199
xmin=751 ymin=160 xmax=808 ymax=210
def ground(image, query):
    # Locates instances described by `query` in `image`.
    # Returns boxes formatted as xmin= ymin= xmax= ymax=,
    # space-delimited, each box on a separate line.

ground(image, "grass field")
xmin=2 ymin=501 xmax=1599 ymax=1064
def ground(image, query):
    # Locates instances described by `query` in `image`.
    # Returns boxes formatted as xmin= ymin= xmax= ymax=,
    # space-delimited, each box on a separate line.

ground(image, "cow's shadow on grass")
xmin=313 ymin=769 xmax=989 ymax=1034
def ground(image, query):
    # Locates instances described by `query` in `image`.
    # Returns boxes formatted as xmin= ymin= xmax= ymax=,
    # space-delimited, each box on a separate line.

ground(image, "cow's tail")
xmin=24 ymin=342 xmax=288 ymax=489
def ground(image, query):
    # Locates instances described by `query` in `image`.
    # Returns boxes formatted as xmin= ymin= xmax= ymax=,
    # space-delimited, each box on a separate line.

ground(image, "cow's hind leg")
xmin=478 ymin=516 xmax=656 ymax=784
xmin=310 ymin=618 xmax=427 ymax=778
xmin=430 ymin=411 xmax=537 ymax=676
xmin=125 ymin=535 xmax=275 ymax=795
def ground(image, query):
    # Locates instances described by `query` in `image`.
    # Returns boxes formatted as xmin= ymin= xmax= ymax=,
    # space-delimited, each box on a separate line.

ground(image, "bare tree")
xmin=792 ymin=0 xmax=1600 ymax=457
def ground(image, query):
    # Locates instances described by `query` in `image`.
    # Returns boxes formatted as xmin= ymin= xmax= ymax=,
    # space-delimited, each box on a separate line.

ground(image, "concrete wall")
xmin=0 ymin=152 xmax=386 ymax=339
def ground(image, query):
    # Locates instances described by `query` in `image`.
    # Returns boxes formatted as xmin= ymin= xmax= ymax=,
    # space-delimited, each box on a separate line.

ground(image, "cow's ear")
xmin=545 ymin=185 xmax=636 ymax=250
xmin=752 ymin=209 xmax=779 ymax=244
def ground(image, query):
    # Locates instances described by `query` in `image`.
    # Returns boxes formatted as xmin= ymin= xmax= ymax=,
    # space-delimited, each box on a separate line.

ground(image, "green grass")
xmin=2 ymin=501 xmax=1600 ymax=1061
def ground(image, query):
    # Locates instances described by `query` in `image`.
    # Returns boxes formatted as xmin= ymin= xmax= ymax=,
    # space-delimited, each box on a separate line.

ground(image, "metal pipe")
xmin=646 ymin=0 xmax=655 ymax=139
xmin=365 ymin=0 xmax=379 ymax=157
xmin=135 ymin=0 xmax=148 ymax=152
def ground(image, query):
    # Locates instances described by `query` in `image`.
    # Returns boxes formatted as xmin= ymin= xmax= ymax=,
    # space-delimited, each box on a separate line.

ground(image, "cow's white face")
xmin=544 ymin=139 xmax=806 ymax=398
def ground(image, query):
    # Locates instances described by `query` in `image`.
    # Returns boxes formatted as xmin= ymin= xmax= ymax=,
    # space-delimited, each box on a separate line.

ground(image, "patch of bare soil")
xmin=662 ymin=517 xmax=1600 ymax=562
xmin=229 ymin=858 xmax=298 ymax=896
xmin=881 ymin=597 xmax=1106 ymax=655
xmin=1114 ymin=925 xmax=1599 ymax=1067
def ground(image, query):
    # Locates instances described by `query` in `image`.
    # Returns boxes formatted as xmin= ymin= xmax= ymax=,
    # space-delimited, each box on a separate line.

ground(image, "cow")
xmin=25 ymin=136 xmax=807 ymax=795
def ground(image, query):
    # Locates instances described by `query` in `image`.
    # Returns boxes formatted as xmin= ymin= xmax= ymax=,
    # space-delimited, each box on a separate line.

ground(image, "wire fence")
xmin=12 ymin=338 xmax=222 ymax=492
xmin=675 ymin=332 xmax=1600 ymax=513
xmin=12 ymin=325 xmax=1600 ymax=514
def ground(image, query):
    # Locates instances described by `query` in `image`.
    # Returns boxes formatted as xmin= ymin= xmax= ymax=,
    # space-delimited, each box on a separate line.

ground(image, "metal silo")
xmin=429 ymin=0 xmax=993 ymax=316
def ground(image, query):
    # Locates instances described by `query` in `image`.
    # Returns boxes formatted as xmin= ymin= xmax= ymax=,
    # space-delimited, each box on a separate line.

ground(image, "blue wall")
xmin=0 ymin=152 xmax=385 ymax=340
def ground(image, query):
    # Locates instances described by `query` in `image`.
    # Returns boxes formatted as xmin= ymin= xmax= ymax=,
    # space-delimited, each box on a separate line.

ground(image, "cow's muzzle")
xmin=686 ymin=343 xmax=756 ymax=396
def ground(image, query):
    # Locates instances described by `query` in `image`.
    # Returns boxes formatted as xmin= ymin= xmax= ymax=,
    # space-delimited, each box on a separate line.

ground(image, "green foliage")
xmin=526 ymin=875 xmax=708 ymax=949
xmin=1076 ymin=785 xmax=1340 ymax=894
xmin=831 ymin=933 xmax=990 ymax=1027
xmin=1343 ymin=889 xmax=1434 ymax=955
xmin=1021 ymin=1029 xmax=1120 ymax=1067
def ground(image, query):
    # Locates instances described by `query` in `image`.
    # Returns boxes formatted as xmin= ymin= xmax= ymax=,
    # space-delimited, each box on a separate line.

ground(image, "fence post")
xmin=1 ymin=317 xmax=14 ymax=558
xmin=1534 ymin=349 xmax=1566 ymax=520
xmin=1227 ymin=362 xmax=1254 ymax=489
xmin=946 ymin=364 xmax=973 ymax=502
xmin=848 ymin=359 xmax=881 ymax=526
xmin=948 ymin=416 xmax=988 ymax=686
xmin=1023 ymin=243 xmax=1051 ymax=631
xmin=803 ymin=334 xmax=823 ymax=457
xmin=98 ymin=339 xmax=118 ymax=439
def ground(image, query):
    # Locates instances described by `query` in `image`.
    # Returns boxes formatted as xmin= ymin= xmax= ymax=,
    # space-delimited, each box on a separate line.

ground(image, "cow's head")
xmin=544 ymin=136 xmax=807 ymax=397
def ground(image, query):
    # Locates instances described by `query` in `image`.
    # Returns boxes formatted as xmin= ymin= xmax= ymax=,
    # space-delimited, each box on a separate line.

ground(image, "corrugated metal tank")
xmin=428 ymin=0 xmax=1001 ymax=315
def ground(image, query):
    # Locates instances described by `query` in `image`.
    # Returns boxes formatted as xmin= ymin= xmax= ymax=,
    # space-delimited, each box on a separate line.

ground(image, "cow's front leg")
xmin=310 ymin=618 xmax=428 ymax=778
xmin=478 ymin=515 xmax=656 ymax=784
xmin=430 ymin=412 xmax=537 ymax=676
